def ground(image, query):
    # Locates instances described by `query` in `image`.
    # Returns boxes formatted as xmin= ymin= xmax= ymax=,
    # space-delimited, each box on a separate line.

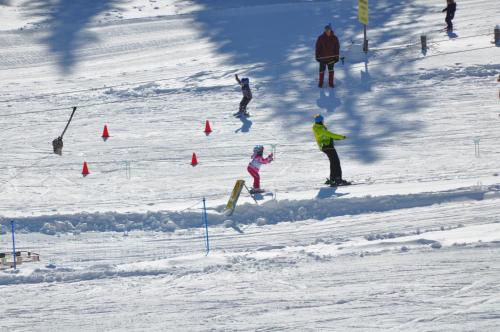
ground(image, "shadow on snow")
xmin=190 ymin=0 xmax=429 ymax=163
xmin=23 ymin=0 xmax=123 ymax=74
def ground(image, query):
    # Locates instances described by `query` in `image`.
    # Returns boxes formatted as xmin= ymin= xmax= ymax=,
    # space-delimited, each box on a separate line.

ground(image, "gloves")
xmin=268 ymin=153 xmax=274 ymax=161
xmin=341 ymin=135 xmax=347 ymax=140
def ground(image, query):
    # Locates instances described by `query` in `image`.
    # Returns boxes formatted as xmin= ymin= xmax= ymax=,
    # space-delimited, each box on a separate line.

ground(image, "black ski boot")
xmin=334 ymin=179 xmax=351 ymax=186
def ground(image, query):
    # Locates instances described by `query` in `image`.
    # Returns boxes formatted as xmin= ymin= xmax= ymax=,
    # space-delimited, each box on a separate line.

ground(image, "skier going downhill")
xmin=247 ymin=145 xmax=273 ymax=194
xmin=312 ymin=114 xmax=350 ymax=186
xmin=315 ymin=24 xmax=340 ymax=88
xmin=442 ymin=0 xmax=457 ymax=31
xmin=234 ymin=74 xmax=252 ymax=117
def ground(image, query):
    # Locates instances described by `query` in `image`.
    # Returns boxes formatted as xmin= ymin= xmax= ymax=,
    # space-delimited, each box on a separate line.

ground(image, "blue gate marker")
xmin=11 ymin=221 xmax=16 ymax=270
xmin=202 ymin=198 xmax=210 ymax=255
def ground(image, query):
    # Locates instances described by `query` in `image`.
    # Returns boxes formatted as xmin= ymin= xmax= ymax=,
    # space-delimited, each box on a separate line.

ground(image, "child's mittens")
xmin=268 ymin=153 xmax=274 ymax=162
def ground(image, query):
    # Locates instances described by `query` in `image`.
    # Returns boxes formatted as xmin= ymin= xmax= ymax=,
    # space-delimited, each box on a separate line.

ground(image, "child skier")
xmin=234 ymin=74 xmax=252 ymax=117
xmin=442 ymin=0 xmax=457 ymax=31
xmin=247 ymin=145 xmax=273 ymax=194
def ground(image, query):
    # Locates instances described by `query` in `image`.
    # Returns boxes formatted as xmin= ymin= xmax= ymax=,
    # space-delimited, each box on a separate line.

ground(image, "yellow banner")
xmin=358 ymin=0 xmax=369 ymax=25
xmin=225 ymin=180 xmax=245 ymax=216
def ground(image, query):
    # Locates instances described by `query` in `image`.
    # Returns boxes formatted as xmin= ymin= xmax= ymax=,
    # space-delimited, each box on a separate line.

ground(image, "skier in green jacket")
xmin=312 ymin=114 xmax=350 ymax=186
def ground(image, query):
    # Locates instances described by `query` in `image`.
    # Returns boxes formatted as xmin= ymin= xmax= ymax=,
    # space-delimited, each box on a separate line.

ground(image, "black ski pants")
xmin=239 ymin=96 xmax=252 ymax=112
xmin=322 ymin=143 xmax=342 ymax=181
xmin=319 ymin=62 xmax=335 ymax=73
xmin=445 ymin=14 xmax=454 ymax=29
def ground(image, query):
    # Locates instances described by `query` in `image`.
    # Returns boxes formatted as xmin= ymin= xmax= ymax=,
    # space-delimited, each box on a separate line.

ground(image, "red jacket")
xmin=315 ymin=32 xmax=340 ymax=63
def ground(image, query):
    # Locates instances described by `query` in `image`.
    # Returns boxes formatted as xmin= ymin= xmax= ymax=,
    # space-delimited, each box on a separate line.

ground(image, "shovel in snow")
xmin=52 ymin=106 xmax=77 ymax=155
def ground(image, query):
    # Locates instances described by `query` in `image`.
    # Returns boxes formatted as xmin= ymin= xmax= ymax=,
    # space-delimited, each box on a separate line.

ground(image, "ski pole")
xmin=243 ymin=184 xmax=259 ymax=205
xmin=271 ymin=144 xmax=277 ymax=161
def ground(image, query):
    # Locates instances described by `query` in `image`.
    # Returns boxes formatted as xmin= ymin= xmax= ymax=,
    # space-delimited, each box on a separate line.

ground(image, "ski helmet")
xmin=253 ymin=145 xmax=264 ymax=154
xmin=241 ymin=78 xmax=250 ymax=85
xmin=324 ymin=23 xmax=332 ymax=31
xmin=314 ymin=114 xmax=324 ymax=124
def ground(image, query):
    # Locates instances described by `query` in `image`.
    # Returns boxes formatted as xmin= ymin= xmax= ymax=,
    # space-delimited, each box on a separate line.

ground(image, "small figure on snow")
xmin=247 ymin=145 xmax=273 ymax=194
xmin=315 ymin=24 xmax=340 ymax=88
xmin=234 ymin=74 xmax=252 ymax=117
xmin=312 ymin=114 xmax=350 ymax=186
xmin=442 ymin=0 xmax=457 ymax=31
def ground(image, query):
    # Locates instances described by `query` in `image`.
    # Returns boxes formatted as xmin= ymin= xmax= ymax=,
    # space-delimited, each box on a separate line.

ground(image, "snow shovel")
xmin=52 ymin=106 xmax=77 ymax=155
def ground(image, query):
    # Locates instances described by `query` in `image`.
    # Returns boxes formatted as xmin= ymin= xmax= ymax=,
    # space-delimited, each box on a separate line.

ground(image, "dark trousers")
xmin=239 ymin=96 xmax=251 ymax=112
xmin=319 ymin=62 xmax=334 ymax=73
xmin=445 ymin=15 xmax=454 ymax=29
xmin=322 ymin=144 xmax=342 ymax=181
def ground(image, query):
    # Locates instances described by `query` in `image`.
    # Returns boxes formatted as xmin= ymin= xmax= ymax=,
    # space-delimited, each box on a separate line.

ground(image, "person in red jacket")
xmin=315 ymin=24 xmax=340 ymax=88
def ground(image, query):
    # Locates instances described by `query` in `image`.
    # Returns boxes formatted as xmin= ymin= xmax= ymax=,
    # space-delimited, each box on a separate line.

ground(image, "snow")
xmin=1 ymin=0 xmax=500 ymax=330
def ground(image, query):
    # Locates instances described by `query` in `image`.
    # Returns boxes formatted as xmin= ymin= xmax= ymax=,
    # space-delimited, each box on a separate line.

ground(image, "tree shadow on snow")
xmin=190 ymin=0 xmax=429 ymax=164
xmin=22 ymin=0 xmax=123 ymax=75
xmin=316 ymin=89 xmax=341 ymax=113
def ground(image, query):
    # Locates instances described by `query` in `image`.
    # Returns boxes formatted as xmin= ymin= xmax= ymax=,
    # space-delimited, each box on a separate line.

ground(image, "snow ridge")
xmin=2 ymin=184 xmax=498 ymax=235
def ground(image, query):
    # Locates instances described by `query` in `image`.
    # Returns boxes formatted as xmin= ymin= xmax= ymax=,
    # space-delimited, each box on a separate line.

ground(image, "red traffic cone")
xmin=204 ymin=120 xmax=212 ymax=135
xmin=191 ymin=152 xmax=198 ymax=166
xmin=82 ymin=161 xmax=90 ymax=176
xmin=102 ymin=125 xmax=110 ymax=141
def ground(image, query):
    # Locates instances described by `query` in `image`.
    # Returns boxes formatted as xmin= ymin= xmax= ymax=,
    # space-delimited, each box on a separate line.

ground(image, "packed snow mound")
xmin=2 ymin=184 xmax=499 ymax=234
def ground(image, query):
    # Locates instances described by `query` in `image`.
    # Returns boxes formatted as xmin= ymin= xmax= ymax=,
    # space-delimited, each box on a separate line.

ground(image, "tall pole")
xmin=363 ymin=24 xmax=368 ymax=53
xmin=358 ymin=0 xmax=369 ymax=53
xmin=202 ymin=198 xmax=210 ymax=255
xmin=11 ymin=221 xmax=16 ymax=270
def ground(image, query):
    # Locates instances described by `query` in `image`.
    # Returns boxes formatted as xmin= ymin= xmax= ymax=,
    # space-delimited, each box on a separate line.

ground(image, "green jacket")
xmin=312 ymin=123 xmax=346 ymax=149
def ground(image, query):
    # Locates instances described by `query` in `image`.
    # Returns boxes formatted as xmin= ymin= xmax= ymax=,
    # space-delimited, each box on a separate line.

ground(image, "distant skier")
xmin=234 ymin=74 xmax=252 ymax=117
xmin=312 ymin=114 xmax=350 ymax=186
xmin=247 ymin=145 xmax=273 ymax=194
xmin=442 ymin=0 xmax=457 ymax=31
xmin=315 ymin=24 xmax=340 ymax=88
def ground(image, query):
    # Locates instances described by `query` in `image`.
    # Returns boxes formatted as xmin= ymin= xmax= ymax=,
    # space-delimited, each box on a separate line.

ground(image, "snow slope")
xmin=1 ymin=0 xmax=500 ymax=330
xmin=0 ymin=0 xmax=498 ymax=216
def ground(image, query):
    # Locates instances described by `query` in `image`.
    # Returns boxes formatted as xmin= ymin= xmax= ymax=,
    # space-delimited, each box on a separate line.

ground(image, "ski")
xmin=323 ymin=182 xmax=370 ymax=188
xmin=249 ymin=188 xmax=266 ymax=195
xmin=324 ymin=178 xmax=373 ymax=187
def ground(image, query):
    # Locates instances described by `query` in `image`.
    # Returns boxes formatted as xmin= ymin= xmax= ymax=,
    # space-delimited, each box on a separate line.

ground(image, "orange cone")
xmin=102 ymin=125 xmax=110 ymax=141
xmin=191 ymin=152 xmax=198 ymax=166
xmin=204 ymin=120 xmax=212 ymax=135
xmin=82 ymin=161 xmax=90 ymax=176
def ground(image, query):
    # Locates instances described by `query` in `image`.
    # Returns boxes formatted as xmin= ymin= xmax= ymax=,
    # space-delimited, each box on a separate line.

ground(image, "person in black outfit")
xmin=312 ymin=114 xmax=350 ymax=186
xmin=442 ymin=0 xmax=457 ymax=31
xmin=235 ymin=74 xmax=252 ymax=116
